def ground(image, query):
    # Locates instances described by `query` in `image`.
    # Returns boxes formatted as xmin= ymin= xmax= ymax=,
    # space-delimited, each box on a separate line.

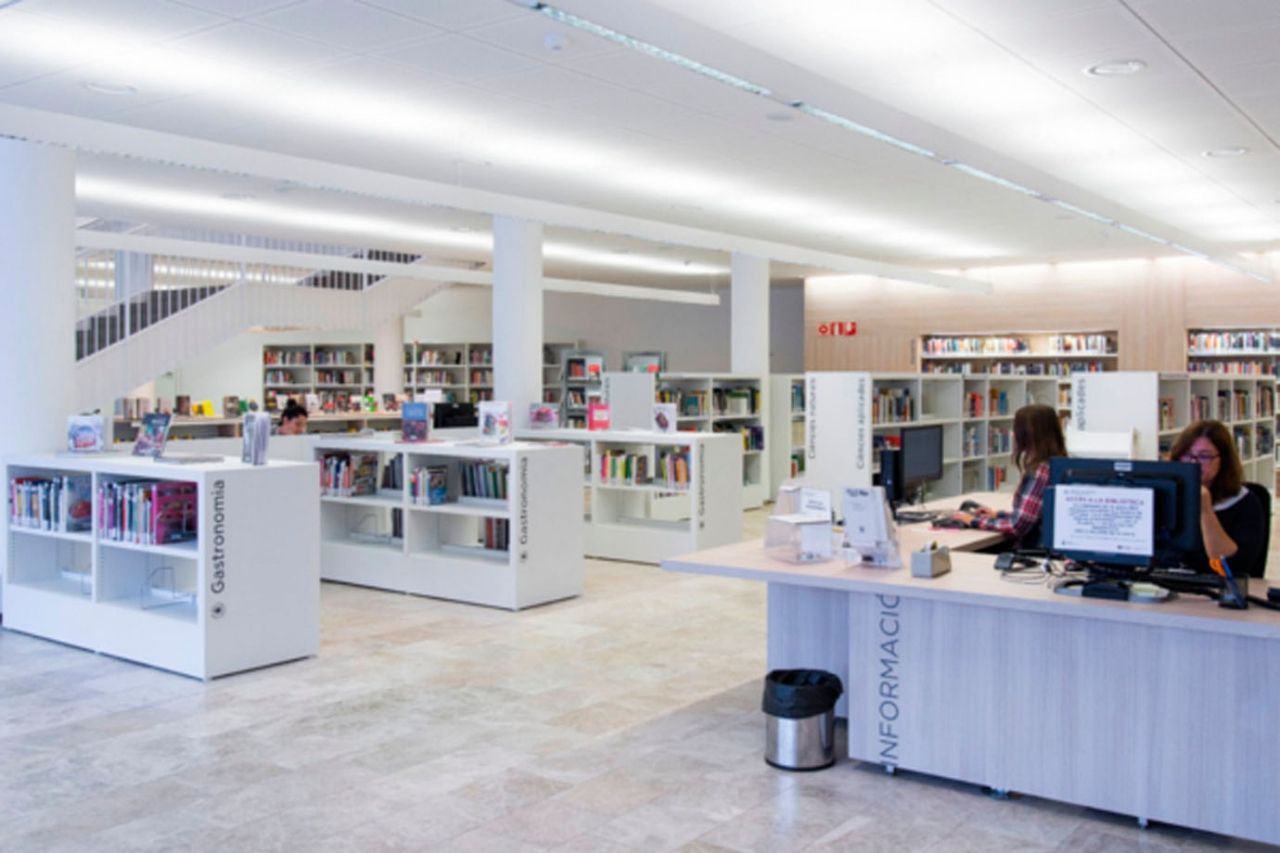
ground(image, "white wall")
xmin=166 ymin=283 xmax=805 ymax=402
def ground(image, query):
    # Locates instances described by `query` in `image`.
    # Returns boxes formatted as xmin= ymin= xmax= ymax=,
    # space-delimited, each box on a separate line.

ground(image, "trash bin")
xmin=762 ymin=669 xmax=843 ymax=770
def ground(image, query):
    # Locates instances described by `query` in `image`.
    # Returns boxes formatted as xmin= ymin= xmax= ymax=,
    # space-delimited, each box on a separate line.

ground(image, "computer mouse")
xmin=959 ymin=500 xmax=983 ymax=513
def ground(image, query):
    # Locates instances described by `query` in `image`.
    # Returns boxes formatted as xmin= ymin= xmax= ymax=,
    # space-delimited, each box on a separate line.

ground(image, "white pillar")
xmin=492 ymin=216 xmax=544 ymax=429
xmin=0 ymin=139 xmax=76 ymax=454
xmin=373 ymin=315 xmax=404 ymax=401
xmin=730 ymin=252 xmax=770 ymax=375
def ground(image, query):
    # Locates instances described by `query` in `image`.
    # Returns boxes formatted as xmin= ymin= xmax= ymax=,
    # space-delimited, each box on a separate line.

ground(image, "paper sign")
xmin=1052 ymin=484 xmax=1154 ymax=557
xmin=800 ymin=487 xmax=831 ymax=519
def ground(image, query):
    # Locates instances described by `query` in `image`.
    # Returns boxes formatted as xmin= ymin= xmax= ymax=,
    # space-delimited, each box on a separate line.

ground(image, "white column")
xmin=373 ymin=315 xmax=404 ymax=401
xmin=0 ymin=139 xmax=76 ymax=454
xmin=730 ymin=252 xmax=770 ymax=375
xmin=492 ymin=216 xmax=544 ymax=429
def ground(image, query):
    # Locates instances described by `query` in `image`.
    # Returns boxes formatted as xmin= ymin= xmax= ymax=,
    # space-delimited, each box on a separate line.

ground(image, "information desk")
xmin=663 ymin=492 xmax=1280 ymax=845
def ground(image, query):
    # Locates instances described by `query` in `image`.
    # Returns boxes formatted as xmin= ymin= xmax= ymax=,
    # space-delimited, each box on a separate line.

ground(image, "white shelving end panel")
xmin=602 ymin=372 xmax=657 ymax=430
xmin=803 ymin=372 xmax=874 ymax=505
xmin=1072 ymin=372 xmax=1168 ymax=460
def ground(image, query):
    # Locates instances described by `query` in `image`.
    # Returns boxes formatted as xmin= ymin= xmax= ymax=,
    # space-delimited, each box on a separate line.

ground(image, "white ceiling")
xmin=1 ymin=0 xmax=1277 ymax=284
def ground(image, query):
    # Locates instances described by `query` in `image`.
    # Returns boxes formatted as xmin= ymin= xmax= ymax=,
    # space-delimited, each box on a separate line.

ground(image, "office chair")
xmin=1243 ymin=482 xmax=1271 ymax=579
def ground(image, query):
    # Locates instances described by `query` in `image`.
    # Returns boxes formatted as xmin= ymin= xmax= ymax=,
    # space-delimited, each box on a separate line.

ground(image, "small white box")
xmin=765 ymin=514 xmax=835 ymax=563
xmin=911 ymin=545 xmax=951 ymax=578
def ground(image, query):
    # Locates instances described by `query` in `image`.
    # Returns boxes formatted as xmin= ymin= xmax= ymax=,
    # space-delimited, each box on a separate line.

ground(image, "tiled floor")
xmin=1 ymin=511 xmax=1276 ymax=852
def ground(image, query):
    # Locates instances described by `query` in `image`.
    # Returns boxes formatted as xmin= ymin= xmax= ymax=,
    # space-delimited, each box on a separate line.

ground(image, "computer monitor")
xmin=432 ymin=402 xmax=477 ymax=429
xmin=1041 ymin=457 xmax=1202 ymax=568
xmin=901 ymin=424 xmax=944 ymax=487
xmin=878 ymin=423 xmax=943 ymax=509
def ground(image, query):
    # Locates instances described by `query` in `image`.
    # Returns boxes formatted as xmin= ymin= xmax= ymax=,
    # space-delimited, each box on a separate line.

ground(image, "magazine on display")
xmin=133 ymin=413 xmax=172 ymax=458
xmin=66 ymin=414 xmax=105 ymax=453
xmin=479 ymin=401 xmax=513 ymax=444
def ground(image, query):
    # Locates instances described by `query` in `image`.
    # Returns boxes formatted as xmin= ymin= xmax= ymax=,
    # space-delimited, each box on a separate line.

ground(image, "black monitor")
xmin=901 ymin=424 xmax=944 ymax=486
xmin=432 ymin=401 xmax=477 ymax=429
xmin=1041 ymin=457 xmax=1202 ymax=569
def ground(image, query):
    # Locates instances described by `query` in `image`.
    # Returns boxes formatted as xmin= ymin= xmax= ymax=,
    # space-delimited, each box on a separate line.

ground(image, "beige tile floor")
xmin=0 ymin=510 xmax=1276 ymax=852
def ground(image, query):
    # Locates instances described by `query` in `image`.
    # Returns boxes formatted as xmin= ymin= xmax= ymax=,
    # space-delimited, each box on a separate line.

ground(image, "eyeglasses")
xmin=1180 ymin=452 xmax=1220 ymax=464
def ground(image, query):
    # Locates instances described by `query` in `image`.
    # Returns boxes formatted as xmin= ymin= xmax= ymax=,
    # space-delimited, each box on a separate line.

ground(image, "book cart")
xmin=313 ymin=436 xmax=583 ymax=609
xmin=3 ymin=454 xmax=319 ymax=679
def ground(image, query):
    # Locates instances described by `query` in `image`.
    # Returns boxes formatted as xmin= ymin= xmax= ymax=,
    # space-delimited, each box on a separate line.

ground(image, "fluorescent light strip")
xmin=525 ymin=2 xmax=1271 ymax=283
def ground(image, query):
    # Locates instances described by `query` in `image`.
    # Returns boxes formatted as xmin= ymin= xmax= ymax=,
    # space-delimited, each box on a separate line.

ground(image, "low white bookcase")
xmin=516 ymin=428 xmax=743 ymax=564
xmin=313 ymin=436 xmax=583 ymax=609
xmin=2 ymin=454 xmax=319 ymax=680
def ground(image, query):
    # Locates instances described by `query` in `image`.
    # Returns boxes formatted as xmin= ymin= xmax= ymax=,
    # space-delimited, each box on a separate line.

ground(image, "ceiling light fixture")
xmin=1203 ymin=146 xmax=1249 ymax=158
xmin=1084 ymin=59 xmax=1147 ymax=77
xmin=517 ymin=2 xmax=1271 ymax=283
xmin=82 ymin=80 xmax=137 ymax=96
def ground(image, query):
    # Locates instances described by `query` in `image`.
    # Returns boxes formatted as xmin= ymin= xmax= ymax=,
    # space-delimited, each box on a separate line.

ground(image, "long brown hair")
xmin=1013 ymin=404 xmax=1066 ymax=474
xmin=1168 ymin=419 xmax=1243 ymax=502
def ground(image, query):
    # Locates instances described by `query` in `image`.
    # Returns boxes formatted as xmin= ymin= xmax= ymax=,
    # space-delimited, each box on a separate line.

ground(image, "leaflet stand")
xmin=841 ymin=486 xmax=901 ymax=568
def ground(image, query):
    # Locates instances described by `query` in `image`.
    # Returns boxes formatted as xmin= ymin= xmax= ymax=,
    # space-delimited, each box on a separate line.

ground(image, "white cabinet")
xmin=3 ymin=455 xmax=319 ymax=680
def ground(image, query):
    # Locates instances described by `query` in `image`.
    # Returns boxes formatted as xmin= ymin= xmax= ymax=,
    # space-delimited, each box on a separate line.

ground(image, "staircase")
xmin=73 ymin=259 xmax=447 ymax=409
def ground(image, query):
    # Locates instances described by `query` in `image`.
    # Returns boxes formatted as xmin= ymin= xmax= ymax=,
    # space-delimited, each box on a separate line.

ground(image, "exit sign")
xmin=818 ymin=321 xmax=857 ymax=337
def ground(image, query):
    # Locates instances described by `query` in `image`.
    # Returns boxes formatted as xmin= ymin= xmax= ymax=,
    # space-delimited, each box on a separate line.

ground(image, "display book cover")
xmin=66 ymin=414 xmax=105 ymax=453
xmin=479 ymin=401 xmax=512 ymax=444
xmin=401 ymin=402 xmax=430 ymax=443
xmin=587 ymin=401 xmax=611 ymax=431
xmin=652 ymin=403 xmax=677 ymax=434
xmin=133 ymin=412 xmax=172 ymax=458
xmin=151 ymin=481 xmax=198 ymax=544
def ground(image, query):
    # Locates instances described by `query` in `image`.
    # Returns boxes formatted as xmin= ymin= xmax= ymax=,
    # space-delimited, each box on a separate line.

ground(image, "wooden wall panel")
xmin=805 ymin=253 xmax=1280 ymax=372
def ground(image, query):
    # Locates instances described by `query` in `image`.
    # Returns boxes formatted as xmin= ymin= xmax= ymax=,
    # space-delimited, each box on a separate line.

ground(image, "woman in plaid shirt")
xmin=950 ymin=404 xmax=1066 ymax=548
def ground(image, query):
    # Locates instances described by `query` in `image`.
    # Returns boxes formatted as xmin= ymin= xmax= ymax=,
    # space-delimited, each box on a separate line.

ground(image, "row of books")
xmin=566 ymin=356 xmax=604 ymax=379
xmin=872 ymin=388 xmax=913 ymax=424
xmin=409 ymin=465 xmax=449 ymax=505
xmin=9 ymin=475 xmax=93 ymax=533
xmin=713 ymin=387 xmax=759 ymax=416
xmin=98 ymin=480 xmax=197 ymax=545
xmin=1188 ymin=331 xmax=1280 ymax=353
xmin=989 ymin=389 xmax=1010 ymax=417
xmin=990 ymin=428 xmax=1012 ymax=455
xmin=788 ymin=449 xmax=805 ymax=478
xmin=599 ymin=450 xmax=650 ymax=486
xmin=263 ymin=350 xmax=311 ymax=365
xmin=923 ymin=336 xmax=1028 ymax=355
xmin=409 ymin=369 xmax=462 ymax=386
xmin=313 ymin=348 xmax=368 ymax=365
xmin=657 ymin=389 xmax=707 ymax=418
xmin=963 ymin=427 xmax=982 ymax=459
xmin=413 ymin=349 xmax=464 ymax=365
xmin=469 ymin=389 xmax=495 ymax=404
xmin=1259 ymin=426 xmax=1275 ymax=457
xmin=264 ymin=369 xmax=306 ymax=385
xmin=319 ymin=452 xmax=378 ymax=497
xmin=923 ymin=361 xmax=1108 ymax=376
xmin=790 ymin=383 xmax=805 ymax=413
xmin=1233 ymin=427 xmax=1253 ymax=460
xmin=1187 ymin=360 xmax=1276 ymax=376
xmin=470 ymin=370 xmax=493 ymax=385
xmin=656 ymin=449 xmax=691 ymax=489
xmin=315 ymin=369 xmax=365 ymax=385
xmin=461 ymin=461 xmax=509 ymax=500
xmin=965 ymin=391 xmax=984 ymax=418
xmin=479 ymin=518 xmax=510 ymax=552
xmin=1049 ymin=334 xmax=1113 ymax=354
xmin=988 ymin=466 xmax=1009 ymax=490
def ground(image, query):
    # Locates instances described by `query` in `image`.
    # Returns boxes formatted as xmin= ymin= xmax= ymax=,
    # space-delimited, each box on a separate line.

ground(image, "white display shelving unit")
xmin=402 ymin=341 xmax=497 ymax=405
xmin=1073 ymin=372 xmax=1276 ymax=490
xmin=516 ymin=428 xmax=742 ymax=564
xmin=804 ymin=372 xmax=1062 ymax=501
xmin=610 ymin=372 xmax=768 ymax=509
xmin=561 ymin=349 xmax=606 ymax=428
xmin=314 ymin=436 xmax=583 ymax=609
xmin=769 ymin=374 xmax=805 ymax=490
xmin=2 ymin=454 xmax=319 ymax=680
xmin=1184 ymin=328 xmax=1280 ymax=483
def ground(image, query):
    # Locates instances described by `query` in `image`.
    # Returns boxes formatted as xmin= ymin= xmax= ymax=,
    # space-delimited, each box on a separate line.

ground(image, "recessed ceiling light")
xmin=1084 ymin=59 xmax=1147 ymax=77
xmin=543 ymin=32 xmax=569 ymax=52
xmin=82 ymin=79 xmax=137 ymax=96
xmin=1203 ymin=146 xmax=1249 ymax=158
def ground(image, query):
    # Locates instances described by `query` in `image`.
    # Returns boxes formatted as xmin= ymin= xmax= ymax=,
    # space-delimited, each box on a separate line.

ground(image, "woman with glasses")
xmin=948 ymin=403 xmax=1066 ymax=549
xmin=1168 ymin=420 xmax=1265 ymax=575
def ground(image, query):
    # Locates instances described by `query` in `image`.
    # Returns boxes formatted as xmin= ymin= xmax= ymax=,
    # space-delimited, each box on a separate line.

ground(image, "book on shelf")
xmin=461 ymin=461 xmax=508 ymax=500
xmin=66 ymin=414 xmax=105 ymax=453
xmin=872 ymin=387 xmax=913 ymax=424
xmin=133 ymin=413 xmax=172 ymax=458
xmin=988 ymin=388 xmax=1010 ymax=417
xmin=1159 ymin=397 xmax=1175 ymax=431
xmin=481 ymin=517 xmax=509 ymax=551
xmin=790 ymin=383 xmax=805 ymax=412
xmin=401 ymin=402 xmax=429 ymax=442
xmin=587 ymin=402 xmax=611 ymax=431
xmin=409 ymin=465 xmax=449 ymax=505
xmin=655 ymin=448 xmax=690 ymax=489
xmin=652 ymin=403 xmax=677 ymax=433
xmin=222 ymin=396 xmax=241 ymax=419
xmin=964 ymin=392 xmax=984 ymax=418
xmin=1187 ymin=330 xmax=1280 ymax=354
xmin=600 ymin=449 xmax=649 ymax=485
xmin=479 ymin=401 xmax=513 ymax=444
xmin=319 ymin=452 xmax=379 ymax=497
xmin=96 ymin=479 xmax=197 ymax=545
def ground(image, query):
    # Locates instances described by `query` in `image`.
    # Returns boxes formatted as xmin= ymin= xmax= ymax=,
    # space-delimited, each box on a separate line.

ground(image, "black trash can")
xmin=762 ymin=669 xmax=843 ymax=770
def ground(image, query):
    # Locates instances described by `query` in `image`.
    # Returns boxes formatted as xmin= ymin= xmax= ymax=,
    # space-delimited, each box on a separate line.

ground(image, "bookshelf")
xmin=111 ymin=411 xmax=402 ymax=443
xmin=515 ymin=428 xmax=742 ymax=564
xmin=769 ymin=374 xmax=805 ymax=492
xmin=541 ymin=341 xmax=580 ymax=407
xmin=314 ymin=436 xmax=583 ymax=609
xmin=1073 ymin=372 xmax=1276 ymax=492
xmin=1186 ymin=328 xmax=1280 ymax=377
xmin=805 ymin=372 xmax=1061 ymax=500
xmin=655 ymin=373 xmax=769 ymax=508
xmin=561 ymin=349 xmax=607 ymax=428
xmin=3 ymin=454 xmax=318 ymax=679
xmin=264 ymin=342 xmax=375 ymax=412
